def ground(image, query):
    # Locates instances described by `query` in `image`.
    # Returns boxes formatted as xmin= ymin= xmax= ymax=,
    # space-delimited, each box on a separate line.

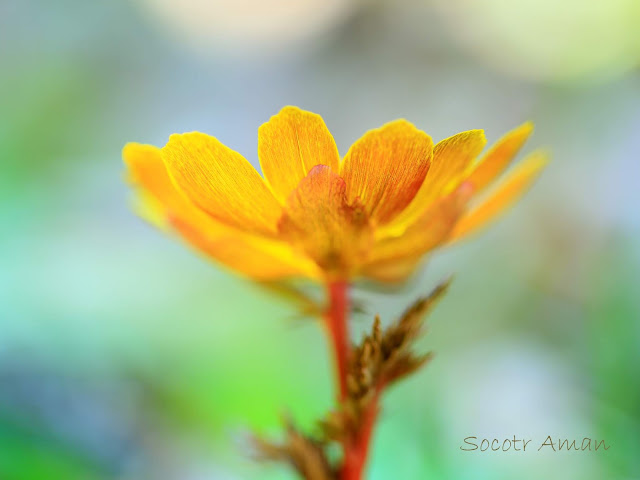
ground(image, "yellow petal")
xmin=340 ymin=119 xmax=433 ymax=225
xmin=124 ymin=142 xmax=319 ymax=280
xmin=124 ymin=143 xmax=201 ymax=225
xmin=278 ymin=165 xmax=373 ymax=277
xmin=163 ymin=132 xmax=282 ymax=235
xmin=124 ymin=142 xmax=172 ymax=200
xmin=449 ymin=150 xmax=549 ymax=242
xmin=467 ymin=122 xmax=533 ymax=193
xmin=258 ymin=106 xmax=340 ymax=203
xmin=171 ymin=216 xmax=321 ymax=280
xmin=365 ymin=182 xmax=473 ymax=267
xmin=384 ymin=129 xmax=486 ymax=234
xmin=130 ymin=190 xmax=168 ymax=230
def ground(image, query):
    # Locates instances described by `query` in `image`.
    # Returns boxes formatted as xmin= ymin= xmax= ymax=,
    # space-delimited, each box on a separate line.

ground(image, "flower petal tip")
xmin=520 ymin=148 xmax=551 ymax=173
xmin=521 ymin=121 xmax=535 ymax=133
xmin=448 ymin=148 xmax=549 ymax=243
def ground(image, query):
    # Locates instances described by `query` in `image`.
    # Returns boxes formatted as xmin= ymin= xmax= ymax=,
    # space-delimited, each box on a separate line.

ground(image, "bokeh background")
xmin=2 ymin=0 xmax=639 ymax=479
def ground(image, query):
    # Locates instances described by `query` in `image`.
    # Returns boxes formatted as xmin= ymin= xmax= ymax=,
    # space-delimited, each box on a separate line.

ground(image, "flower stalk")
xmin=325 ymin=281 xmax=378 ymax=480
xmin=326 ymin=281 xmax=350 ymax=402
xmin=340 ymin=390 xmax=380 ymax=480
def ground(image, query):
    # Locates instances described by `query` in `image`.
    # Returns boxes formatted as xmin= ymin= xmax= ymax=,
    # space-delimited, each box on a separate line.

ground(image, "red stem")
xmin=325 ymin=281 xmax=380 ymax=480
xmin=325 ymin=281 xmax=349 ymax=401
xmin=341 ymin=390 xmax=381 ymax=480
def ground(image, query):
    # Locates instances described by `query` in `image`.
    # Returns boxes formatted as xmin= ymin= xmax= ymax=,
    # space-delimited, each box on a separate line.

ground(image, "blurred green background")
xmin=1 ymin=0 xmax=639 ymax=479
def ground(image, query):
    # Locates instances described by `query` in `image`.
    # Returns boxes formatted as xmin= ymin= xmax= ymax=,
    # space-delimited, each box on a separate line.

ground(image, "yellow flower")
xmin=123 ymin=106 xmax=546 ymax=283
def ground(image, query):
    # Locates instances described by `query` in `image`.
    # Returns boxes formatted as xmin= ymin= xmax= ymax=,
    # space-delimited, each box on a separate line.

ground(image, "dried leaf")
xmin=253 ymin=416 xmax=336 ymax=480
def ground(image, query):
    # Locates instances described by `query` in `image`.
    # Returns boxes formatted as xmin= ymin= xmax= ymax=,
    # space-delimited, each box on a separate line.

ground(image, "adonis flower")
xmin=124 ymin=106 xmax=547 ymax=479
xmin=123 ymin=106 xmax=546 ymax=284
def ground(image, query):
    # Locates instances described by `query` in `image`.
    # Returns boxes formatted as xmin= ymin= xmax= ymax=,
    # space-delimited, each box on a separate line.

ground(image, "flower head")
xmin=124 ymin=106 xmax=546 ymax=283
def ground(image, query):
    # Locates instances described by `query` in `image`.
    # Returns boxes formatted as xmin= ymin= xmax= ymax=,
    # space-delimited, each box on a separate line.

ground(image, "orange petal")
xmin=365 ymin=182 xmax=473 ymax=267
xmin=278 ymin=165 xmax=373 ymax=277
xmin=162 ymin=132 xmax=282 ymax=235
xmin=258 ymin=106 xmax=340 ymax=203
xmin=340 ymin=120 xmax=433 ymax=225
xmin=467 ymin=122 xmax=533 ymax=193
xmin=124 ymin=143 xmax=318 ymax=280
xmin=384 ymin=129 xmax=486 ymax=234
xmin=449 ymin=150 xmax=549 ymax=242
